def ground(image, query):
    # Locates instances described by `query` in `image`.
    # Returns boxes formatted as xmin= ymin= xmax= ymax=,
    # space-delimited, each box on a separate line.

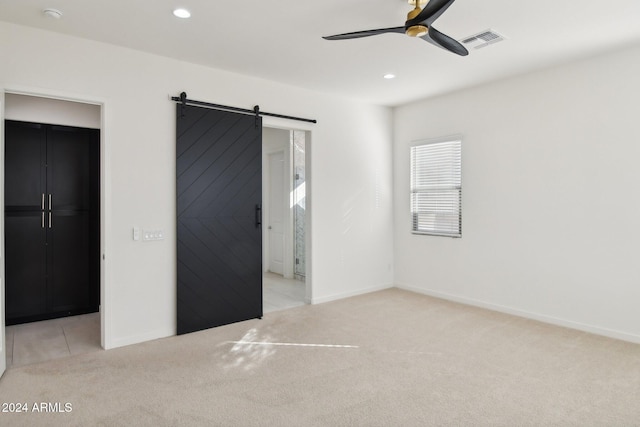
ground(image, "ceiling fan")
xmin=323 ymin=0 xmax=468 ymax=56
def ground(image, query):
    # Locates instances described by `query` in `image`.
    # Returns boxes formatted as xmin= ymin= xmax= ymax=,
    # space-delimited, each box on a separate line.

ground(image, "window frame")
xmin=410 ymin=136 xmax=462 ymax=238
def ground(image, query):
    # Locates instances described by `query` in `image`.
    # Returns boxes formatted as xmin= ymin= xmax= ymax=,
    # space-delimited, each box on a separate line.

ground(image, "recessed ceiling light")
xmin=43 ymin=8 xmax=63 ymax=19
xmin=383 ymin=74 xmax=396 ymax=80
xmin=173 ymin=8 xmax=191 ymax=19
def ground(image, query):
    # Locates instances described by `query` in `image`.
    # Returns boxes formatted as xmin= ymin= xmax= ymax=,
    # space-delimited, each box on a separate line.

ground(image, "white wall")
xmin=393 ymin=44 xmax=640 ymax=343
xmin=263 ymin=127 xmax=289 ymax=153
xmin=0 ymin=22 xmax=394 ymax=348
xmin=5 ymin=93 xmax=100 ymax=129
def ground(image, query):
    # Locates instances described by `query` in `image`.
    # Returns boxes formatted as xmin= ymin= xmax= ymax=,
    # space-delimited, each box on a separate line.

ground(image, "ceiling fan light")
xmin=406 ymin=25 xmax=428 ymax=38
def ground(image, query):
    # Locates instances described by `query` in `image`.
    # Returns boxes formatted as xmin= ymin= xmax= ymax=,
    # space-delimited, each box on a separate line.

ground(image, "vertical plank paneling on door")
xmin=177 ymin=105 xmax=263 ymax=335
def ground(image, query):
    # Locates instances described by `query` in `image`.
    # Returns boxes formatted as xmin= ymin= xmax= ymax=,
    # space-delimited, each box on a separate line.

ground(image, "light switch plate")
xmin=143 ymin=229 xmax=164 ymax=241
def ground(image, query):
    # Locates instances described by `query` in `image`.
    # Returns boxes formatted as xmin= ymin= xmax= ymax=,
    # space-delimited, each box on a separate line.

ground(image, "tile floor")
xmin=4 ymin=273 xmax=306 ymax=368
xmin=5 ymin=312 xmax=101 ymax=369
xmin=263 ymin=272 xmax=306 ymax=313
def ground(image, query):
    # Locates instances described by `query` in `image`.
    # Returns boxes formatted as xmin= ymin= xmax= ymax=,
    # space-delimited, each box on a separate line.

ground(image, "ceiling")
xmin=1 ymin=0 xmax=640 ymax=106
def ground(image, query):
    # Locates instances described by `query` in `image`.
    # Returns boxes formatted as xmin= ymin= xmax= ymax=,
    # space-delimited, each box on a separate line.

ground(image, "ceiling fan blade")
xmin=421 ymin=27 xmax=468 ymax=56
xmin=323 ymin=26 xmax=405 ymax=40
xmin=407 ymin=0 xmax=457 ymax=27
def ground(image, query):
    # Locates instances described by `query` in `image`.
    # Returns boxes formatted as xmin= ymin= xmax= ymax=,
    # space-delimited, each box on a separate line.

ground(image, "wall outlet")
xmin=133 ymin=226 xmax=140 ymax=241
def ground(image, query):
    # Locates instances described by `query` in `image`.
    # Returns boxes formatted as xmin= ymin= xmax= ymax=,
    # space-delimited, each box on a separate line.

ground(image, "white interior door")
xmin=268 ymin=151 xmax=285 ymax=275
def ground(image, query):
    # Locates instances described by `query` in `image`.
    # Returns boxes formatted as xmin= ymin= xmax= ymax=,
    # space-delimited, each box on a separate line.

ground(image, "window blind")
xmin=410 ymin=139 xmax=461 ymax=237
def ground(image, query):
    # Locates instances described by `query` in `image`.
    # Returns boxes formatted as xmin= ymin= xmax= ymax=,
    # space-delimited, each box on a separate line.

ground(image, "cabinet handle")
xmin=48 ymin=194 xmax=52 ymax=210
xmin=41 ymin=193 xmax=45 ymax=210
xmin=49 ymin=212 xmax=52 ymax=229
xmin=42 ymin=212 xmax=45 ymax=228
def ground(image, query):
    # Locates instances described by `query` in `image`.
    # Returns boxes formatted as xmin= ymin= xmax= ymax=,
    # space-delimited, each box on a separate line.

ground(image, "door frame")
xmin=1 ymin=87 xmax=109 ymax=358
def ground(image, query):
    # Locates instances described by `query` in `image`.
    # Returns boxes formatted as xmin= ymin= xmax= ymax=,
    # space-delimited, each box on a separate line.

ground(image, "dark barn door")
xmin=176 ymin=105 xmax=263 ymax=335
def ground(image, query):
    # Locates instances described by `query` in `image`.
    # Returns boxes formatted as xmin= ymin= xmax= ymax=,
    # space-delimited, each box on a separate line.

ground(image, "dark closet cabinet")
xmin=4 ymin=120 xmax=100 ymax=325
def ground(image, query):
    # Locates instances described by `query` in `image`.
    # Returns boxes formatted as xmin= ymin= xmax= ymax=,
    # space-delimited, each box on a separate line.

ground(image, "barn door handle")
xmin=255 ymin=204 xmax=262 ymax=228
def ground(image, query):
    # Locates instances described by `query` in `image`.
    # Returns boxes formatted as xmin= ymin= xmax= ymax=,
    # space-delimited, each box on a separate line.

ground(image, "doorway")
xmin=175 ymin=107 xmax=312 ymax=330
xmin=262 ymin=127 xmax=308 ymax=312
xmin=2 ymin=93 xmax=103 ymax=369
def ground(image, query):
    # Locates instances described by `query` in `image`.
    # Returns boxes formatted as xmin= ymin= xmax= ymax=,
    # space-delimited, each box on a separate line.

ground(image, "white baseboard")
xmin=395 ymin=283 xmax=640 ymax=344
xmin=106 ymin=328 xmax=174 ymax=350
xmin=312 ymin=283 xmax=394 ymax=305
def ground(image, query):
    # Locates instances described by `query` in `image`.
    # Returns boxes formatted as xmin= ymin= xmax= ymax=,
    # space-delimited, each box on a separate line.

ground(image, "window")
xmin=410 ymin=138 xmax=461 ymax=237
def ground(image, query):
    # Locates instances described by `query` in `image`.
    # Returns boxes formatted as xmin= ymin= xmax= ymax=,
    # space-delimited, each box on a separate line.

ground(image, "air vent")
xmin=460 ymin=29 xmax=505 ymax=50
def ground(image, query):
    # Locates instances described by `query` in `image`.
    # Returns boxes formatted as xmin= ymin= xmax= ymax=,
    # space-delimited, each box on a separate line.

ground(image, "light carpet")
xmin=0 ymin=288 xmax=638 ymax=426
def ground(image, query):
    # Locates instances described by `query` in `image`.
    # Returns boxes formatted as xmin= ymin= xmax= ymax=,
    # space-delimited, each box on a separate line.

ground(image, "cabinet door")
xmin=4 ymin=121 xmax=46 ymax=209
xmin=48 ymin=212 xmax=93 ymax=313
xmin=4 ymin=214 xmax=47 ymax=323
xmin=4 ymin=121 xmax=47 ymax=324
xmin=47 ymin=125 xmax=100 ymax=314
xmin=47 ymin=125 xmax=93 ymax=211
